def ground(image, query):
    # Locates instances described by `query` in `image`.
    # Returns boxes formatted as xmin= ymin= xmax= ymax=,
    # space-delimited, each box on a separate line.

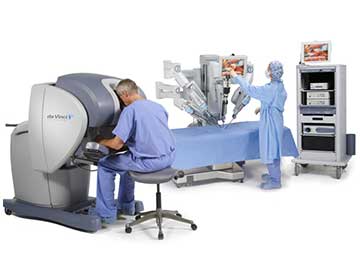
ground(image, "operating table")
xmin=171 ymin=121 xmax=298 ymax=187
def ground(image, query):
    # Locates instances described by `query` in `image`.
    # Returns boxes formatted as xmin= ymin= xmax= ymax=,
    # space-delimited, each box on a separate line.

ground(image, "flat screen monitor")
xmin=221 ymin=55 xmax=247 ymax=76
xmin=301 ymin=41 xmax=331 ymax=64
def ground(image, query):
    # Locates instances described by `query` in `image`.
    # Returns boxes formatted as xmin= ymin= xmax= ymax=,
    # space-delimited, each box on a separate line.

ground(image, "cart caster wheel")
xmin=342 ymin=164 xmax=348 ymax=170
xmin=336 ymin=167 xmax=342 ymax=179
xmin=135 ymin=215 xmax=141 ymax=220
xmin=175 ymin=213 xmax=182 ymax=218
xmin=158 ymin=232 xmax=164 ymax=240
xmin=301 ymin=164 xmax=308 ymax=168
xmin=191 ymin=224 xmax=197 ymax=231
xmin=4 ymin=208 xmax=12 ymax=216
xmin=294 ymin=164 xmax=300 ymax=176
xmin=239 ymin=179 xmax=244 ymax=183
xmin=125 ymin=226 xmax=132 ymax=234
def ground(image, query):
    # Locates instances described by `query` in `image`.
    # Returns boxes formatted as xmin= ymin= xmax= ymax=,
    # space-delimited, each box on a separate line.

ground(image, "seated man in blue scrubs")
xmin=91 ymin=79 xmax=176 ymax=223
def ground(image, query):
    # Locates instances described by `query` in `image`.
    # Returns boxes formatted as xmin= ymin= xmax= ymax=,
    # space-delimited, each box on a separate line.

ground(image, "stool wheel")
xmin=191 ymin=224 xmax=197 ymax=231
xmin=125 ymin=226 xmax=132 ymax=234
xmin=176 ymin=213 xmax=182 ymax=217
xmin=158 ymin=232 xmax=164 ymax=240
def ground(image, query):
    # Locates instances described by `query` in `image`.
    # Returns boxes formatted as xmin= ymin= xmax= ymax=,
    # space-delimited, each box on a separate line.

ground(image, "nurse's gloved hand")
xmin=229 ymin=69 xmax=237 ymax=78
xmin=255 ymin=107 xmax=260 ymax=115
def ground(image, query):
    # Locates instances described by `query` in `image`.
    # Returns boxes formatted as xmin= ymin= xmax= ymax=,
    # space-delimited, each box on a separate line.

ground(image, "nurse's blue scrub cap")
xmin=269 ymin=61 xmax=283 ymax=81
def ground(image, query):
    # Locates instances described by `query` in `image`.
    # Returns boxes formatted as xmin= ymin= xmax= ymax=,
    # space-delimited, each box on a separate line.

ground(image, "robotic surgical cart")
xmin=156 ymin=54 xmax=254 ymax=187
xmin=3 ymin=73 xmax=145 ymax=232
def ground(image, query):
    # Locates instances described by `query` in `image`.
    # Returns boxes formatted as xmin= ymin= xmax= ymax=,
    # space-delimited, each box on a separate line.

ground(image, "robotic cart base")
xmin=3 ymin=198 xmax=102 ymax=233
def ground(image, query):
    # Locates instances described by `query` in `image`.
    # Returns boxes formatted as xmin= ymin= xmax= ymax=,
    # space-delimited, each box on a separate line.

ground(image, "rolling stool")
xmin=125 ymin=168 xmax=197 ymax=240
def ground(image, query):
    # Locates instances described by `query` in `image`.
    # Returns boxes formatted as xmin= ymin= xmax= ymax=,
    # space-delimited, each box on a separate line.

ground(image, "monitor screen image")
xmin=221 ymin=57 xmax=246 ymax=76
xmin=302 ymin=41 xmax=331 ymax=63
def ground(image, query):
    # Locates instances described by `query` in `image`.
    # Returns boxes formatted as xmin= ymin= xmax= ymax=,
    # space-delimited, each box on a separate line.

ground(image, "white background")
xmin=0 ymin=0 xmax=359 ymax=279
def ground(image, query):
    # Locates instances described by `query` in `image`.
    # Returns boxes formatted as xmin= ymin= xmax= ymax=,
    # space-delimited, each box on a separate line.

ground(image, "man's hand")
xmin=97 ymin=136 xmax=124 ymax=151
xmin=255 ymin=107 xmax=260 ymax=115
xmin=95 ymin=135 xmax=103 ymax=143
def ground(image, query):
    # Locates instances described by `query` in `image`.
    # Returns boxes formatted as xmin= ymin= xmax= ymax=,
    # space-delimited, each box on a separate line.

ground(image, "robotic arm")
xmin=230 ymin=63 xmax=254 ymax=120
xmin=231 ymin=88 xmax=251 ymax=119
xmin=156 ymin=61 xmax=218 ymax=126
xmin=156 ymin=56 xmax=254 ymax=126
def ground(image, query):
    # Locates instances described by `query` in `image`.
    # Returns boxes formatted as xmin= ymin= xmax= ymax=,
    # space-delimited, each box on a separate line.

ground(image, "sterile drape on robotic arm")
xmin=156 ymin=54 xmax=254 ymax=126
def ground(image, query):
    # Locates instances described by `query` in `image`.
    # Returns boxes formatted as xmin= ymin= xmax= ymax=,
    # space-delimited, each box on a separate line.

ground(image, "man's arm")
xmin=96 ymin=136 xmax=124 ymax=151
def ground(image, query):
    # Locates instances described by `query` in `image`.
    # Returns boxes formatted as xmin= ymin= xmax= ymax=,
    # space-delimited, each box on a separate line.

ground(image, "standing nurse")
xmin=230 ymin=61 xmax=287 ymax=190
xmin=92 ymin=79 xmax=176 ymax=223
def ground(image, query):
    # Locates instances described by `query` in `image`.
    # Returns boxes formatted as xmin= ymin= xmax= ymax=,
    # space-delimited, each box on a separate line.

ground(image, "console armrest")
xmin=84 ymin=142 xmax=110 ymax=161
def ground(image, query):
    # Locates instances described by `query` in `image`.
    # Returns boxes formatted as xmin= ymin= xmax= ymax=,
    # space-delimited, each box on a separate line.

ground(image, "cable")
xmin=223 ymin=118 xmax=235 ymax=129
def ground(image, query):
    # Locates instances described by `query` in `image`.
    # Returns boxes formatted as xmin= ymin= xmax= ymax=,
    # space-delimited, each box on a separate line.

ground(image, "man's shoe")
xmin=88 ymin=207 xmax=116 ymax=224
xmin=117 ymin=200 xmax=144 ymax=218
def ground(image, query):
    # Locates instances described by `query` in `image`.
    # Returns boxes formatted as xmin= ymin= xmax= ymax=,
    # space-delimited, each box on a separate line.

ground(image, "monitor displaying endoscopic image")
xmin=301 ymin=41 xmax=331 ymax=64
xmin=221 ymin=56 xmax=247 ymax=76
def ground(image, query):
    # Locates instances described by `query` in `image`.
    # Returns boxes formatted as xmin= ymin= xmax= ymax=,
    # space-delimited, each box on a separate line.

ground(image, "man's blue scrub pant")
xmin=95 ymin=152 xmax=175 ymax=220
xmin=266 ymin=158 xmax=281 ymax=185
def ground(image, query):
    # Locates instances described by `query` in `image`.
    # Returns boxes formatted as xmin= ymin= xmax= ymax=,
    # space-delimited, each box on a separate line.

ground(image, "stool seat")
xmin=129 ymin=167 xmax=177 ymax=184
xmin=126 ymin=166 xmax=196 ymax=240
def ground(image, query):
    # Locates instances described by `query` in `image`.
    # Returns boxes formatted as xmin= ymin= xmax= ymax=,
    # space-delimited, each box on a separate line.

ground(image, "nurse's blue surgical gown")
xmin=232 ymin=75 xmax=287 ymax=187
